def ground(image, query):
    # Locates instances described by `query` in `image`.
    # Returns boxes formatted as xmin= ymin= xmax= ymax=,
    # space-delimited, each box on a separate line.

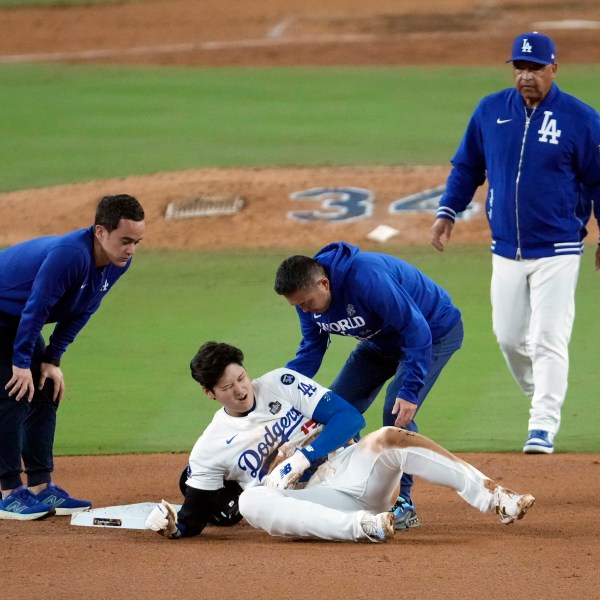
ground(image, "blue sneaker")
xmin=34 ymin=483 xmax=92 ymax=516
xmin=0 ymin=486 xmax=56 ymax=521
xmin=523 ymin=430 xmax=554 ymax=454
xmin=390 ymin=495 xmax=420 ymax=530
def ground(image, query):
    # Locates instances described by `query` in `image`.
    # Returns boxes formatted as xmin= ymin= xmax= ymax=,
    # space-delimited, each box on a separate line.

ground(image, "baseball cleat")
xmin=523 ymin=430 xmax=554 ymax=454
xmin=360 ymin=511 xmax=396 ymax=542
xmin=0 ymin=486 xmax=56 ymax=521
xmin=34 ymin=483 xmax=92 ymax=516
xmin=390 ymin=495 xmax=421 ymax=530
xmin=493 ymin=486 xmax=536 ymax=524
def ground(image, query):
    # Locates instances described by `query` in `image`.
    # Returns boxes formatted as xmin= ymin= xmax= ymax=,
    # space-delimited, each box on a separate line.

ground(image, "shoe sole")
xmin=394 ymin=514 xmax=420 ymax=531
xmin=0 ymin=507 xmax=56 ymax=521
xmin=523 ymin=445 xmax=553 ymax=454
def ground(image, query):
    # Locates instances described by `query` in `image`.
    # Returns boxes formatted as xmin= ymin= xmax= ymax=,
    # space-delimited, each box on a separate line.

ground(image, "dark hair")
xmin=274 ymin=255 xmax=327 ymax=295
xmin=190 ymin=342 xmax=244 ymax=391
xmin=94 ymin=194 xmax=145 ymax=232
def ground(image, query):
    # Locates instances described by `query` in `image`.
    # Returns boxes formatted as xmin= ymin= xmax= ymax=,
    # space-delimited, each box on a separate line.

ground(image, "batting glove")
xmin=145 ymin=499 xmax=181 ymax=539
xmin=263 ymin=450 xmax=311 ymax=489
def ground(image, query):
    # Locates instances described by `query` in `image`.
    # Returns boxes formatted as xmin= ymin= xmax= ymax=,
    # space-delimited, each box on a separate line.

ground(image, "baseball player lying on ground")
xmin=146 ymin=342 xmax=535 ymax=542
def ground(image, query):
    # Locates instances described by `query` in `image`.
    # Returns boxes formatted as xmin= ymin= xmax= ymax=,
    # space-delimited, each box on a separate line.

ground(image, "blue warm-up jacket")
xmin=0 ymin=226 xmax=131 ymax=368
xmin=286 ymin=242 xmax=461 ymax=405
xmin=437 ymin=84 xmax=600 ymax=259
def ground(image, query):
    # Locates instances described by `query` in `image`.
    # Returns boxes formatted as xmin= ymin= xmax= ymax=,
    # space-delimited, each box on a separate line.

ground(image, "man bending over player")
xmin=146 ymin=342 xmax=535 ymax=542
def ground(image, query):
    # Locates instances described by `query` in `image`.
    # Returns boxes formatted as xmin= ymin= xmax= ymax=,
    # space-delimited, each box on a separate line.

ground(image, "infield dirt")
xmin=1 ymin=1 xmax=599 ymax=599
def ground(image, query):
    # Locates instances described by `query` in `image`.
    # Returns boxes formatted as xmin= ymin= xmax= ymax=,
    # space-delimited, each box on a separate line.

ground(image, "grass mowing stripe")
xmin=51 ymin=245 xmax=600 ymax=455
xmin=2 ymin=64 xmax=599 ymax=192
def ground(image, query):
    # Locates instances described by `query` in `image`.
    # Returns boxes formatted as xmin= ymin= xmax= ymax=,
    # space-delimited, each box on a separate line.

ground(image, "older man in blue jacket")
xmin=431 ymin=32 xmax=600 ymax=455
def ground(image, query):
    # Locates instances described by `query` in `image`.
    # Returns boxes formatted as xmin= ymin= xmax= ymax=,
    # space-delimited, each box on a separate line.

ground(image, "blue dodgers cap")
xmin=506 ymin=32 xmax=557 ymax=65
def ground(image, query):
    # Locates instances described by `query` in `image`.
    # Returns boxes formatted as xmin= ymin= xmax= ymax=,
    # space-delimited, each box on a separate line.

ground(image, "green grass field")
xmin=2 ymin=64 xmax=600 ymax=192
xmin=2 ymin=62 xmax=599 ymax=454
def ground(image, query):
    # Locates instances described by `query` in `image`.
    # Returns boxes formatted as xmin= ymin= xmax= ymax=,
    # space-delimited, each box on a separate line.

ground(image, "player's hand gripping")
xmin=145 ymin=499 xmax=180 ymax=539
xmin=392 ymin=397 xmax=418 ymax=428
xmin=431 ymin=218 xmax=454 ymax=252
xmin=263 ymin=450 xmax=311 ymax=489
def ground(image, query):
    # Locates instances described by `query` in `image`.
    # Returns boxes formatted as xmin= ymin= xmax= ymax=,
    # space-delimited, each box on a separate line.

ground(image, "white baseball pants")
xmin=238 ymin=427 xmax=497 ymax=542
xmin=491 ymin=254 xmax=580 ymax=435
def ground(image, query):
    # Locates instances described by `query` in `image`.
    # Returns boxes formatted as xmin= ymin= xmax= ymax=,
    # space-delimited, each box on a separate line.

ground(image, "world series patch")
xmin=280 ymin=373 xmax=295 ymax=385
xmin=268 ymin=401 xmax=282 ymax=415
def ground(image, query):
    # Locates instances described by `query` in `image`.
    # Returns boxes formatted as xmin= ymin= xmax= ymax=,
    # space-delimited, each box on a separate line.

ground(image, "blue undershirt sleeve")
xmin=299 ymin=391 xmax=365 ymax=463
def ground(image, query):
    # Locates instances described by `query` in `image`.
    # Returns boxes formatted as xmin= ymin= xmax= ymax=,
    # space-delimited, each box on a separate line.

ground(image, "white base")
xmin=366 ymin=224 xmax=399 ymax=243
xmin=70 ymin=502 xmax=182 ymax=530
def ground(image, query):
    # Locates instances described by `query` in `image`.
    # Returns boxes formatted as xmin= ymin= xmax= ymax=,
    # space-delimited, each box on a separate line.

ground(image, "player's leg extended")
xmin=491 ymin=254 xmax=535 ymax=398
xmin=527 ymin=255 xmax=580 ymax=439
xmin=336 ymin=427 xmax=534 ymax=523
xmin=238 ymin=485 xmax=393 ymax=542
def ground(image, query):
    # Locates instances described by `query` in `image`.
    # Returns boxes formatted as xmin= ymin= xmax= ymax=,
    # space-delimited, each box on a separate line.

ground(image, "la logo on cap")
xmin=521 ymin=39 xmax=533 ymax=53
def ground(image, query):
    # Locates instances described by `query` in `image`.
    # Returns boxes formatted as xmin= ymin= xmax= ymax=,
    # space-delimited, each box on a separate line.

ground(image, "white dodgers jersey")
xmin=186 ymin=368 xmax=328 ymax=491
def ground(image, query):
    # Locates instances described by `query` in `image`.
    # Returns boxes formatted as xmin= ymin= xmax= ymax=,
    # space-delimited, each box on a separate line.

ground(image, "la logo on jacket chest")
xmin=538 ymin=111 xmax=561 ymax=145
